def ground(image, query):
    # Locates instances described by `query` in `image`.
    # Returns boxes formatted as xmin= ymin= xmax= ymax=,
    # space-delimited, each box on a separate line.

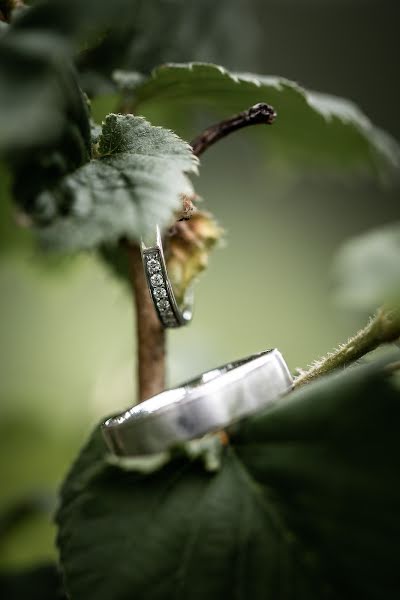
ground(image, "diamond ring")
xmin=141 ymin=226 xmax=193 ymax=328
xmin=102 ymin=349 xmax=293 ymax=456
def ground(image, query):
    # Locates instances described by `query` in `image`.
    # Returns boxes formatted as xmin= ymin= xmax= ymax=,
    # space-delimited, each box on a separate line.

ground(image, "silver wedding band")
xmin=102 ymin=349 xmax=293 ymax=456
xmin=141 ymin=226 xmax=193 ymax=328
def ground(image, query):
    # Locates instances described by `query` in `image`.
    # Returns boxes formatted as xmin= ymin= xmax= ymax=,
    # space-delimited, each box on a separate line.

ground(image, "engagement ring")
xmin=141 ymin=226 xmax=193 ymax=328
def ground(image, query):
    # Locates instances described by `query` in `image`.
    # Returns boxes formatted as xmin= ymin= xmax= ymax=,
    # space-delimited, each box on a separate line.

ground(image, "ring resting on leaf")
xmin=102 ymin=349 xmax=293 ymax=456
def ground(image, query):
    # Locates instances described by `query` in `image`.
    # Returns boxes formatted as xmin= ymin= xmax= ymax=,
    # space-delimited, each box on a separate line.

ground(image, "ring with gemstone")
xmin=102 ymin=349 xmax=293 ymax=457
xmin=141 ymin=226 xmax=193 ymax=328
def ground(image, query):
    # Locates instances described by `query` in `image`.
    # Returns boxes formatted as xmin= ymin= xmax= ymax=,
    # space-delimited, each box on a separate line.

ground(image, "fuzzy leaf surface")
xmin=57 ymin=362 xmax=400 ymax=599
xmin=32 ymin=114 xmax=198 ymax=250
xmin=131 ymin=63 xmax=400 ymax=175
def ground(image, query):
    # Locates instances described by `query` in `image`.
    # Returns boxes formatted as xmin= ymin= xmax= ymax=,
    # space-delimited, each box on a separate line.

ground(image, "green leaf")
xmin=233 ymin=361 xmax=400 ymax=599
xmin=31 ymin=114 xmax=198 ymax=250
xmin=56 ymin=361 xmax=400 ymax=599
xmin=0 ymin=29 xmax=92 ymax=223
xmin=0 ymin=20 xmax=9 ymax=36
xmin=0 ymin=564 xmax=65 ymax=599
xmin=0 ymin=0 xmax=143 ymax=156
xmin=12 ymin=0 xmax=139 ymax=46
xmin=0 ymin=31 xmax=90 ymax=155
xmin=131 ymin=62 xmax=400 ymax=175
xmin=333 ymin=222 xmax=400 ymax=311
xmin=77 ymin=0 xmax=260 ymax=96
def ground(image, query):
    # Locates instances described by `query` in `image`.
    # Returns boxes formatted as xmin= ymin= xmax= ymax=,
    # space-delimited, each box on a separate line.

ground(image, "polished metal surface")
xmin=141 ymin=226 xmax=193 ymax=328
xmin=102 ymin=349 xmax=293 ymax=456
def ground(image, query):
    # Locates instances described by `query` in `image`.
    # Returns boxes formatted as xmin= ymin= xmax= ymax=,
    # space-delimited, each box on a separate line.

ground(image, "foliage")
xmin=57 ymin=362 xmax=400 ymax=599
xmin=2 ymin=8 xmax=399 ymax=251
xmin=131 ymin=63 xmax=400 ymax=174
xmin=1 ymin=0 xmax=400 ymax=599
xmin=77 ymin=0 xmax=259 ymax=95
xmin=0 ymin=563 xmax=64 ymax=599
xmin=29 ymin=114 xmax=198 ymax=251
xmin=334 ymin=223 xmax=400 ymax=311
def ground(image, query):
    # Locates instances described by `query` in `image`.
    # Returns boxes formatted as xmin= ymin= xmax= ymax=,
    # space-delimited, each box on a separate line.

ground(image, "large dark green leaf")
xmin=130 ymin=62 xmax=400 ymax=175
xmin=0 ymin=0 xmax=139 ymax=155
xmin=0 ymin=27 xmax=92 ymax=221
xmin=30 ymin=114 xmax=198 ymax=250
xmin=12 ymin=0 xmax=138 ymax=46
xmin=1 ymin=0 xmax=259 ymax=150
xmin=333 ymin=222 xmax=400 ymax=311
xmin=77 ymin=0 xmax=260 ymax=96
xmin=233 ymin=363 xmax=400 ymax=598
xmin=56 ymin=361 xmax=400 ymax=599
xmin=0 ymin=31 xmax=90 ymax=156
xmin=0 ymin=564 xmax=65 ymax=599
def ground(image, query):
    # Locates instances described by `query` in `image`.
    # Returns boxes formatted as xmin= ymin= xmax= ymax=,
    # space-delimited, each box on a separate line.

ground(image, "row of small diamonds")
xmin=145 ymin=251 xmax=179 ymax=327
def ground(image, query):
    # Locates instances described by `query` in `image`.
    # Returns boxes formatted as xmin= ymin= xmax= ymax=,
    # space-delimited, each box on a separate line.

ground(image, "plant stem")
xmin=190 ymin=103 xmax=276 ymax=157
xmin=294 ymin=308 xmax=400 ymax=388
xmin=126 ymin=104 xmax=275 ymax=403
xmin=126 ymin=242 xmax=166 ymax=402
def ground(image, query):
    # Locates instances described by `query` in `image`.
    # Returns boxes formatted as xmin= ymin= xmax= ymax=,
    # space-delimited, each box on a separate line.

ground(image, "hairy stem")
xmin=294 ymin=308 xmax=400 ymax=388
xmin=126 ymin=242 xmax=166 ymax=402
xmin=190 ymin=103 xmax=276 ymax=157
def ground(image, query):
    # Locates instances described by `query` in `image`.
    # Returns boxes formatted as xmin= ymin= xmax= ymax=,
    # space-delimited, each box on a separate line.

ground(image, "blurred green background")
xmin=1 ymin=0 xmax=399 ymax=569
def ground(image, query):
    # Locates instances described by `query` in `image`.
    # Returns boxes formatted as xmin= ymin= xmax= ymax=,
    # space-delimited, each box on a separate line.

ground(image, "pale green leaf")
xmin=33 ymin=114 xmax=198 ymax=250
xmin=333 ymin=222 xmax=400 ymax=310
xmin=131 ymin=62 xmax=400 ymax=175
xmin=56 ymin=361 xmax=400 ymax=599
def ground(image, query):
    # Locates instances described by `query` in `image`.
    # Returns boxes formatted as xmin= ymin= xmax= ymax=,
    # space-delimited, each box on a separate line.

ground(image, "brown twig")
xmin=190 ymin=102 xmax=276 ymax=157
xmin=178 ymin=103 xmax=276 ymax=220
xmin=125 ymin=242 xmax=166 ymax=402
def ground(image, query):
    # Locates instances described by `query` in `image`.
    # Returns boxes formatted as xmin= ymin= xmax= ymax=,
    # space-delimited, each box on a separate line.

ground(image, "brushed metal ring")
xmin=102 ymin=349 xmax=293 ymax=456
